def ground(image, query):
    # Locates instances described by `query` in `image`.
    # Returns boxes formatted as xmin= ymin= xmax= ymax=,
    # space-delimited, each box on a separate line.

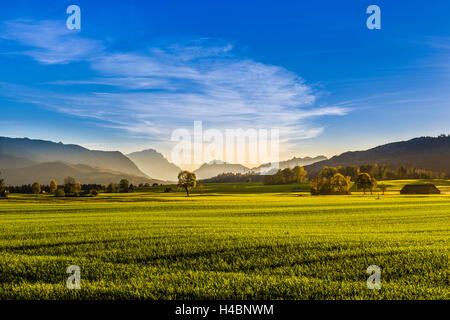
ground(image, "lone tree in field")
xmin=355 ymin=172 xmax=372 ymax=195
xmin=49 ymin=180 xmax=58 ymax=194
xmin=32 ymin=182 xmax=41 ymax=194
xmin=178 ymin=170 xmax=196 ymax=197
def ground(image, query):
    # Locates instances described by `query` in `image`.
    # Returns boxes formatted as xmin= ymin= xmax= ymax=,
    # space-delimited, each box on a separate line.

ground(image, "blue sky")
xmin=0 ymin=0 xmax=449 ymax=165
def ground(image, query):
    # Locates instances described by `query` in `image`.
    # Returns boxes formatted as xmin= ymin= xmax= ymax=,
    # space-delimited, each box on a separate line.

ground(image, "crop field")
xmin=0 ymin=180 xmax=449 ymax=300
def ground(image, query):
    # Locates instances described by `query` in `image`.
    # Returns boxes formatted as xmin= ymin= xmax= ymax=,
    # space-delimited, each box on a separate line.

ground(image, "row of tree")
xmin=3 ymin=171 xmax=198 ymax=198
xmin=310 ymin=171 xmax=380 ymax=195
xmin=261 ymin=163 xmax=448 ymax=190
xmin=329 ymin=164 xmax=448 ymax=180
xmin=200 ymin=172 xmax=265 ymax=183
xmin=106 ymin=179 xmax=136 ymax=193
xmin=6 ymin=177 xmax=104 ymax=197
xmin=263 ymin=166 xmax=308 ymax=185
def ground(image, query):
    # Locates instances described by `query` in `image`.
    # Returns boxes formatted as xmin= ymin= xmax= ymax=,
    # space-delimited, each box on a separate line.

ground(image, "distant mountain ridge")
xmin=0 ymin=137 xmax=147 ymax=177
xmin=1 ymin=161 xmax=160 ymax=186
xmin=127 ymin=149 xmax=181 ymax=181
xmin=192 ymin=156 xmax=327 ymax=180
xmin=2 ymin=135 xmax=448 ymax=185
xmin=304 ymin=136 xmax=450 ymax=176
xmin=0 ymin=153 xmax=37 ymax=169
xmin=253 ymin=155 xmax=327 ymax=174
xmin=193 ymin=161 xmax=251 ymax=180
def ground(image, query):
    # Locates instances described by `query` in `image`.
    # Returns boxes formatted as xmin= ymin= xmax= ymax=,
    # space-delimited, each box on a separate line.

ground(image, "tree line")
xmin=336 ymin=164 xmax=449 ymax=180
xmin=5 ymin=177 xmax=104 ymax=197
xmin=260 ymin=163 xmax=448 ymax=195
xmin=263 ymin=167 xmax=308 ymax=185
xmin=200 ymin=172 xmax=265 ymax=183
xmin=263 ymin=163 xmax=448 ymax=184
xmin=310 ymin=169 xmax=379 ymax=195
xmin=1 ymin=169 xmax=198 ymax=198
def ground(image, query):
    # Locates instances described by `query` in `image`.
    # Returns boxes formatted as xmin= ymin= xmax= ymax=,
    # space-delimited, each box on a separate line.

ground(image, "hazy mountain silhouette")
xmin=253 ymin=155 xmax=327 ymax=174
xmin=127 ymin=149 xmax=181 ymax=181
xmin=2 ymin=135 xmax=449 ymax=184
xmin=304 ymin=136 xmax=450 ymax=176
xmin=0 ymin=137 xmax=147 ymax=177
xmin=193 ymin=160 xmax=251 ymax=179
xmin=1 ymin=161 xmax=160 ymax=186
xmin=0 ymin=153 xmax=37 ymax=169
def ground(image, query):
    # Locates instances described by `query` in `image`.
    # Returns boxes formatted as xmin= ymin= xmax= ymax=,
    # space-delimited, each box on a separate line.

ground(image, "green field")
xmin=0 ymin=180 xmax=449 ymax=299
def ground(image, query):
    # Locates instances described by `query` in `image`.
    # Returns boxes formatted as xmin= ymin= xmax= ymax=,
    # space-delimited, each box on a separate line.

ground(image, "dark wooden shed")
xmin=400 ymin=184 xmax=441 ymax=194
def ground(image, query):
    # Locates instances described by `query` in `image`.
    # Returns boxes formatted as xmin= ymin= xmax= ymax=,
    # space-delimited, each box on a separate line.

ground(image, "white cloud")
xmin=0 ymin=19 xmax=349 ymax=158
xmin=1 ymin=20 xmax=103 ymax=64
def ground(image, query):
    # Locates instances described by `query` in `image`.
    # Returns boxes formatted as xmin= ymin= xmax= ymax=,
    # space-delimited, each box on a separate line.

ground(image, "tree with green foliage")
xmin=49 ymin=179 xmax=58 ymax=194
xmin=55 ymin=188 xmax=65 ymax=197
xmin=119 ymin=179 xmax=130 ymax=193
xmin=264 ymin=166 xmax=308 ymax=185
xmin=311 ymin=172 xmax=352 ymax=195
xmin=330 ymin=173 xmax=352 ymax=195
xmin=0 ymin=170 xmax=5 ymax=192
xmin=355 ymin=172 xmax=372 ymax=195
xmin=106 ymin=183 xmax=118 ymax=193
xmin=319 ymin=167 xmax=338 ymax=180
xmin=32 ymin=182 xmax=41 ymax=194
xmin=64 ymin=176 xmax=81 ymax=196
xmin=0 ymin=170 xmax=6 ymax=198
xmin=309 ymin=177 xmax=320 ymax=195
xmin=178 ymin=170 xmax=196 ymax=197
xmin=293 ymin=166 xmax=308 ymax=183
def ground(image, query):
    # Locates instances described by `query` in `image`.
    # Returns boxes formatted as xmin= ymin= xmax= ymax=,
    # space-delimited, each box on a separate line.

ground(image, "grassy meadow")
xmin=0 ymin=180 xmax=449 ymax=299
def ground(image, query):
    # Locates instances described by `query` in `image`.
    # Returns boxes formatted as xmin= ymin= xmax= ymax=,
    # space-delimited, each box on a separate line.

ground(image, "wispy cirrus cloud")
xmin=0 ymin=19 xmax=349 ymax=153
xmin=0 ymin=20 xmax=103 ymax=64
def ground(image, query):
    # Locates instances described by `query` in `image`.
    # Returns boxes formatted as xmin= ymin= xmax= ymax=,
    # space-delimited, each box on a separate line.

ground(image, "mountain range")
xmin=127 ymin=149 xmax=182 ymax=181
xmin=1 ymin=135 xmax=449 ymax=186
xmin=253 ymin=155 xmax=328 ymax=175
xmin=193 ymin=161 xmax=251 ymax=180
xmin=304 ymin=135 xmax=450 ymax=176
xmin=191 ymin=156 xmax=328 ymax=179
xmin=0 ymin=137 xmax=160 ymax=186
xmin=0 ymin=137 xmax=146 ymax=177
xmin=1 ymin=161 xmax=157 ymax=186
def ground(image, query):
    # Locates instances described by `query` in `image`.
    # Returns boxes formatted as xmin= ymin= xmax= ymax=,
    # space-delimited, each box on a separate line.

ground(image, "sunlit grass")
xmin=0 ymin=180 xmax=449 ymax=299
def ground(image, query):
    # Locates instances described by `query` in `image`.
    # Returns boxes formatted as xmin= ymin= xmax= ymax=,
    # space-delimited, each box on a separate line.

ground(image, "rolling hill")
xmin=1 ymin=161 xmax=160 ymax=186
xmin=304 ymin=136 xmax=450 ymax=177
xmin=0 ymin=137 xmax=147 ymax=177
xmin=0 ymin=153 xmax=37 ymax=169
xmin=127 ymin=149 xmax=181 ymax=181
